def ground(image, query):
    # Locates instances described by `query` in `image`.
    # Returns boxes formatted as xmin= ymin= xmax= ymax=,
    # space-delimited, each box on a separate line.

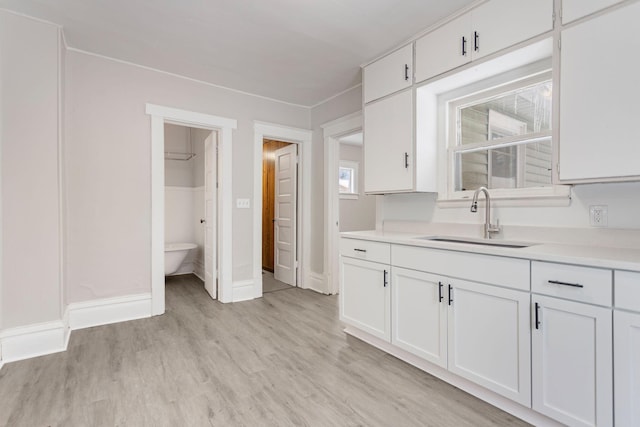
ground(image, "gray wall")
xmin=339 ymin=144 xmax=376 ymax=232
xmin=1 ymin=11 xmax=62 ymax=329
xmin=164 ymin=124 xmax=207 ymax=188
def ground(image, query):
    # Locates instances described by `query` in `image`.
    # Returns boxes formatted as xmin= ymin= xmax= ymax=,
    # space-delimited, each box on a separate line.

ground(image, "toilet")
xmin=164 ymin=243 xmax=197 ymax=275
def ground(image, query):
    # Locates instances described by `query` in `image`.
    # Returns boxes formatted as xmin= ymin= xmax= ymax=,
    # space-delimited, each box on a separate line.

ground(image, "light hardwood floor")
xmin=0 ymin=275 xmax=530 ymax=426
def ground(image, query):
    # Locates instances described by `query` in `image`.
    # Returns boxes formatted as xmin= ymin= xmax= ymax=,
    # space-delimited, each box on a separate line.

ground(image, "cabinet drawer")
xmin=340 ymin=238 xmax=390 ymax=264
xmin=392 ymin=245 xmax=530 ymax=291
xmin=532 ymin=261 xmax=612 ymax=306
xmin=615 ymin=270 xmax=640 ymax=312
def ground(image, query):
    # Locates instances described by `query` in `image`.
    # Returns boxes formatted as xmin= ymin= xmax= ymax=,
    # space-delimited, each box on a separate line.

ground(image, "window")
xmin=447 ymin=72 xmax=558 ymax=199
xmin=339 ymin=161 xmax=359 ymax=199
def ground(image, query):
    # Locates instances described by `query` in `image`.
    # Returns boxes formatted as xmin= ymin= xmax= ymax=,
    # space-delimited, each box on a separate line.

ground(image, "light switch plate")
xmin=236 ymin=198 xmax=250 ymax=209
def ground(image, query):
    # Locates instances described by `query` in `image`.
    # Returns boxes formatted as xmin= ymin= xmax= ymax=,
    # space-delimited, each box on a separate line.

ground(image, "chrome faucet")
xmin=470 ymin=187 xmax=500 ymax=239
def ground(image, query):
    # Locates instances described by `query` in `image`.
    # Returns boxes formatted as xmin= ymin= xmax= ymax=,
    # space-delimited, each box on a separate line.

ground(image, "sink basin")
xmin=414 ymin=236 xmax=533 ymax=249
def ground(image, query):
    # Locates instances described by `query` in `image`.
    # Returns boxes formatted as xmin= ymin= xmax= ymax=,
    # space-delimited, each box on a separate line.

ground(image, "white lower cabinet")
xmin=391 ymin=268 xmax=447 ymax=367
xmin=532 ymin=295 xmax=613 ymax=427
xmin=614 ymin=310 xmax=640 ymax=427
xmin=340 ymin=256 xmax=390 ymax=341
xmin=447 ymin=279 xmax=531 ymax=406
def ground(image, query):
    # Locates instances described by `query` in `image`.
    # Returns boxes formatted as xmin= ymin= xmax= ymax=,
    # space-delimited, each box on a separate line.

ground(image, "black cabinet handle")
xmin=448 ymin=284 xmax=453 ymax=306
xmin=404 ymin=152 xmax=409 ymax=169
xmin=353 ymin=248 xmax=367 ymax=253
xmin=474 ymin=31 xmax=479 ymax=52
xmin=438 ymin=282 xmax=444 ymax=303
xmin=383 ymin=270 xmax=388 ymax=287
xmin=404 ymin=64 xmax=409 ymax=81
xmin=534 ymin=302 xmax=541 ymax=329
xmin=462 ymin=36 xmax=467 ymax=56
xmin=548 ymin=280 xmax=584 ymax=288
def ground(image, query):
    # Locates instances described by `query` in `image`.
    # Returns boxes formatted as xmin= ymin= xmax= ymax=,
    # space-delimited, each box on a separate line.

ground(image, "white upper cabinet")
xmin=562 ymin=0 xmax=624 ymax=24
xmin=414 ymin=14 xmax=471 ymax=83
xmin=363 ymin=44 xmax=413 ymax=104
xmin=559 ymin=1 xmax=640 ymax=182
xmin=415 ymin=0 xmax=553 ymax=83
xmin=471 ymin=0 xmax=553 ymax=61
xmin=364 ymin=89 xmax=415 ymax=193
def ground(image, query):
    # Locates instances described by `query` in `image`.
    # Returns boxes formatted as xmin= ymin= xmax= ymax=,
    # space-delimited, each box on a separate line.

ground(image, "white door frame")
xmin=147 ymin=104 xmax=237 ymax=314
xmin=253 ymin=121 xmax=312 ymax=298
xmin=321 ymin=111 xmax=362 ymax=295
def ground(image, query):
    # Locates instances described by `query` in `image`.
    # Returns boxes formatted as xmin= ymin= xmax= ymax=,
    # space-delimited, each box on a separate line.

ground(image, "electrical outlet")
xmin=236 ymin=198 xmax=250 ymax=209
xmin=589 ymin=205 xmax=608 ymax=227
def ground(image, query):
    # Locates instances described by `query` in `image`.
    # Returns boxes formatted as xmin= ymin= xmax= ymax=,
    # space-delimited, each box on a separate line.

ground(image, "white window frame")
xmin=437 ymin=67 xmax=569 ymax=205
xmin=339 ymin=160 xmax=359 ymax=199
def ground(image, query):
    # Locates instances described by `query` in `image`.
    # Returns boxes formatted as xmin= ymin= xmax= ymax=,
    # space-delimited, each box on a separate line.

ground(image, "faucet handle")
xmin=488 ymin=218 xmax=501 ymax=234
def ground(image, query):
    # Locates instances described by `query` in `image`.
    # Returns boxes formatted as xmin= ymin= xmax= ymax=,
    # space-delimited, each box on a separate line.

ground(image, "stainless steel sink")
xmin=414 ymin=236 xmax=533 ymax=249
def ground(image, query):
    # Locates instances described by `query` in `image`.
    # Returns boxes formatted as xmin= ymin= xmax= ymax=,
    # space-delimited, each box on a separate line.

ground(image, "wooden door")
xmin=273 ymin=144 xmax=297 ymax=285
xmin=262 ymin=139 xmax=291 ymax=272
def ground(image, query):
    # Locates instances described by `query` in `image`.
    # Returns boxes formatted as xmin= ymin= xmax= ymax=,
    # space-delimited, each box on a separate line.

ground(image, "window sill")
xmin=340 ymin=193 xmax=359 ymax=200
xmin=437 ymin=186 xmax=571 ymax=208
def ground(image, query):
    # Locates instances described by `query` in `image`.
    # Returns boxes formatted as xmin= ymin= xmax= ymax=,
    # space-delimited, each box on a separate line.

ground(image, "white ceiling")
xmin=0 ymin=0 xmax=476 ymax=107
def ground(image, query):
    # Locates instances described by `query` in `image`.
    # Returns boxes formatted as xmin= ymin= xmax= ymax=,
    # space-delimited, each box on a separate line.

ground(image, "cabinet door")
xmin=562 ymin=0 xmax=624 ymax=24
xmin=471 ymin=0 xmax=553 ymax=61
xmin=364 ymin=90 xmax=413 ymax=193
xmin=414 ymin=13 xmax=471 ymax=83
xmin=614 ymin=310 xmax=640 ymax=427
xmin=363 ymin=44 xmax=412 ymax=104
xmin=339 ymin=256 xmax=390 ymax=341
xmin=559 ymin=2 xmax=640 ymax=181
xmin=392 ymin=268 xmax=447 ymax=367
xmin=447 ymin=280 xmax=531 ymax=406
xmin=532 ymin=295 xmax=613 ymax=427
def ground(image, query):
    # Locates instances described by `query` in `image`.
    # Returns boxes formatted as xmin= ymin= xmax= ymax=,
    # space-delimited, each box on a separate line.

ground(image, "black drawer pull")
xmin=534 ymin=302 xmax=541 ymax=329
xmin=461 ymin=36 xmax=467 ymax=56
xmin=383 ymin=270 xmax=388 ymax=287
xmin=438 ymin=281 xmax=444 ymax=303
xmin=353 ymin=248 xmax=367 ymax=253
xmin=404 ymin=64 xmax=409 ymax=81
xmin=548 ymin=280 xmax=584 ymax=288
xmin=448 ymin=284 xmax=453 ymax=306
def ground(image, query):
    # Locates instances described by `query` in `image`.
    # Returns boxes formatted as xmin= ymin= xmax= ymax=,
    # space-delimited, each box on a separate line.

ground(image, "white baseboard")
xmin=232 ymin=279 xmax=255 ymax=302
xmin=306 ymin=272 xmax=327 ymax=294
xmin=68 ymin=293 xmax=152 ymax=330
xmin=0 ymin=320 xmax=67 ymax=363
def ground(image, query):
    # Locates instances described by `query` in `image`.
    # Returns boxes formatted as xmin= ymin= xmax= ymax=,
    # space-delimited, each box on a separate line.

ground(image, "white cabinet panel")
xmin=448 ymin=280 xmax=531 ymax=406
xmin=615 ymin=270 xmax=640 ymax=312
xmin=562 ymin=0 xmax=624 ymax=24
xmin=364 ymin=90 xmax=414 ymax=193
xmin=471 ymin=0 xmax=553 ymax=61
xmin=363 ymin=44 xmax=413 ymax=104
xmin=340 ymin=256 xmax=390 ymax=341
xmin=532 ymin=295 xmax=613 ymax=427
xmin=415 ymin=0 xmax=552 ymax=83
xmin=559 ymin=2 xmax=640 ymax=181
xmin=392 ymin=268 xmax=447 ymax=367
xmin=614 ymin=310 xmax=640 ymax=427
xmin=415 ymin=14 xmax=471 ymax=83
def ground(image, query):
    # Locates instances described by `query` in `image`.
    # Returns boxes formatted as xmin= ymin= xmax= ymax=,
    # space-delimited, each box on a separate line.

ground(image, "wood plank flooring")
xmin=0 ymin=275 xmax=530 ymax=426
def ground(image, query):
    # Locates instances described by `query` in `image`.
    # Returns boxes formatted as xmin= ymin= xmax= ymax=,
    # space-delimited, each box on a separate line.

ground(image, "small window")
xmin=449 ymin=72 xmax=554 ymax=197
xmin=339 ymin=161 xmax=359 ymax=199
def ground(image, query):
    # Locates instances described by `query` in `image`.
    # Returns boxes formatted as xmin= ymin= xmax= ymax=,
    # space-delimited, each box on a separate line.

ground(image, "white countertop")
xmin=341 ymin=230 xmax=640 ymax=272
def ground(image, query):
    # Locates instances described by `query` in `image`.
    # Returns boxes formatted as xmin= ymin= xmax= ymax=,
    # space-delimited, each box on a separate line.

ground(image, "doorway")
xmin=147 ymin=104 xmax=237 ymax=313
xmin=262 ymin=139 xmax=297 ymax=292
